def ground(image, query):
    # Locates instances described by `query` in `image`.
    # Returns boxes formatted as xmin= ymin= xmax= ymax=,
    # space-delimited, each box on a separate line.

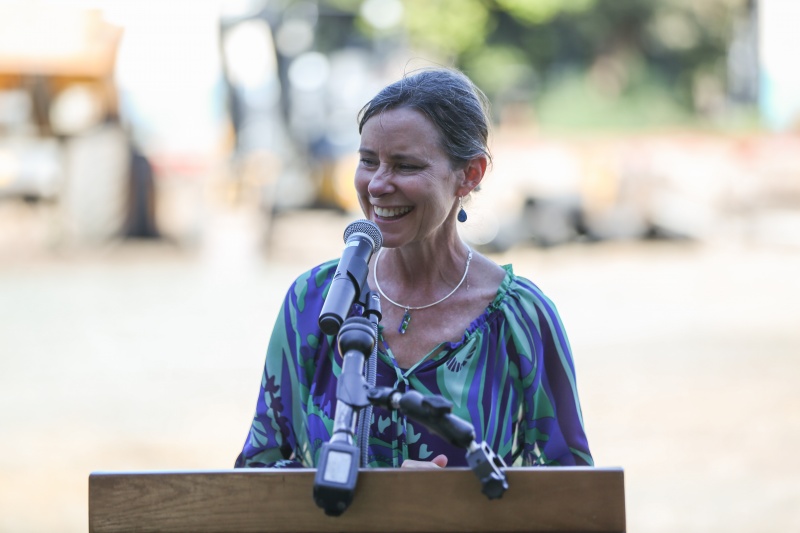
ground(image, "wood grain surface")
xmin=89 ymin=467 xmax=625 ymax=533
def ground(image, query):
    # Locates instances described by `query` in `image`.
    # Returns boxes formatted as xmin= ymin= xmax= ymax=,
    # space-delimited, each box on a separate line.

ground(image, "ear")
xmin=456 ymin=155 xmax=488 ymax=197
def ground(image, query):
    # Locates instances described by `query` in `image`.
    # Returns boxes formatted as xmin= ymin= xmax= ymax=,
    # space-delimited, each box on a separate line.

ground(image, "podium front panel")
xmin=89 ymin=467 xmax=625 ymax=532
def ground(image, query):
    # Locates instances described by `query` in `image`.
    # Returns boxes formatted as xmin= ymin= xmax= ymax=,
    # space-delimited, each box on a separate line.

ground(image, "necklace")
xmin=373 ymin=246 xmax=473 ymax=334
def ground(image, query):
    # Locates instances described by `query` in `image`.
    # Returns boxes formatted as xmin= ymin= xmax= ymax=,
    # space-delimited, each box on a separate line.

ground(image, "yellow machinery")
xmin=0 ymin=3 xmax=135 ymax=243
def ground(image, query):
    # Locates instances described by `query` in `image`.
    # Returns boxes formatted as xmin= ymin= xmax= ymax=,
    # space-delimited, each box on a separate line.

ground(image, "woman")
xmin=235 ymin=68 xmax=592 ymax=469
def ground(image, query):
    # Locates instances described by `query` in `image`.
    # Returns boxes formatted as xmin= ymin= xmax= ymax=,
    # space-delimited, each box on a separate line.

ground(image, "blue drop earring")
xmin=457 ymin=197 xmax=468 ymax=223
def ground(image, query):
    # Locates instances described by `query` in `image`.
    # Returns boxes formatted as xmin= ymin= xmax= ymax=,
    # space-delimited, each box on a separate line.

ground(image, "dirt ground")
xmin=1 ymin=204 xmax=799 ymax=532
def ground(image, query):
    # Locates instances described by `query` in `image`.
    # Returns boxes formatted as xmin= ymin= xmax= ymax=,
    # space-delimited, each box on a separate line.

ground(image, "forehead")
xmin=359 ymin=107 xmax=443 ymax=152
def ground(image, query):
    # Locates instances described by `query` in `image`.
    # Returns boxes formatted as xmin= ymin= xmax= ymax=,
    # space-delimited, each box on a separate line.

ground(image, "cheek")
xmin=353 ymin=172 xmax=372 ymax=214
xmin=354 ymin=171 xmax=370 ymax=196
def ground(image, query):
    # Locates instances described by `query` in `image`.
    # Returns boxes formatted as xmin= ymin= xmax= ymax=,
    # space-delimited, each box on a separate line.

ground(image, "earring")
xmin=457 ymin=197 xmax=468 ymax=223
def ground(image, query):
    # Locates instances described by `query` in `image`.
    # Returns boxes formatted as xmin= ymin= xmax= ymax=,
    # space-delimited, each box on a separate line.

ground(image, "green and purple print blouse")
xmin=235 ymin=260 xmax=592 ymax=468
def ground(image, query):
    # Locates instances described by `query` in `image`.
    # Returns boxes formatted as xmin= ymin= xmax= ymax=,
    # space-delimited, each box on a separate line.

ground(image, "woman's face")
xmin=355 ymin=107 xmax=462 ymax=247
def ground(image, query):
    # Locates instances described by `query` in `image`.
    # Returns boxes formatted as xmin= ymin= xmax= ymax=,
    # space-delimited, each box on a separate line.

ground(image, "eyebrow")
xmin=358 ymin=148 xmax=422 ymax=161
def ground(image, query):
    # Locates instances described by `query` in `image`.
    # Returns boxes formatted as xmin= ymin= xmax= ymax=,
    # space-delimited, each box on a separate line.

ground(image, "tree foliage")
xmin=310 ymin=0 xmax=749 ymax=129
xmin=493 ymin=0 xmax=597 ymax=25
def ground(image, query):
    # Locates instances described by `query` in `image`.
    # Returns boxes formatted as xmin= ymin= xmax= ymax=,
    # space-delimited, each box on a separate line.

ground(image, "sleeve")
xmin=513 ymin=280 xmax=593 ymax=467
xmin=234 ymin=265 xmax=334 ymax=468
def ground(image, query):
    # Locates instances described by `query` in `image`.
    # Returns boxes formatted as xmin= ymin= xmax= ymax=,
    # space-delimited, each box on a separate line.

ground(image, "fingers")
xmin=400 ymin=459 xmax=434 ymax=469
xmin=400 ymin=454 xmax=449 ymax=469
xmin=431 ymin=454 xmax=448 ymax=468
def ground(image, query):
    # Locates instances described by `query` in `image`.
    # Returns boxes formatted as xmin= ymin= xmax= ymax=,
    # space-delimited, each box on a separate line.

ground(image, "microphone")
xmin=319 ymin=219 xmax=383 ymax=336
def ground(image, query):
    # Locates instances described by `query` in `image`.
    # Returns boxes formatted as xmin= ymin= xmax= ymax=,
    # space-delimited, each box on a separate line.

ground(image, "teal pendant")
xmin=398 ymin=309 xmax=411 ymax=334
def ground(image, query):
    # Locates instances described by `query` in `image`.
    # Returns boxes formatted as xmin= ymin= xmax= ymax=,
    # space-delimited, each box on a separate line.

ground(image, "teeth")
xmin=374 ymin=206 xmax=411 ymax=218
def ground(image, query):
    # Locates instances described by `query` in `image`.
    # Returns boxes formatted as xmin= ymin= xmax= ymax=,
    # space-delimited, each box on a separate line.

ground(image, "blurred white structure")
xmin=759 ymin=0 xmax=800 ymax=131
xmin=0 ymin=2 xmax=132 ymax=245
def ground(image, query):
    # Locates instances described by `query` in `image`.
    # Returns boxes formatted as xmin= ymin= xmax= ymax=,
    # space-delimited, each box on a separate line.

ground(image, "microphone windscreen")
xmin=343 ymin=219 xmax=383 ymax=251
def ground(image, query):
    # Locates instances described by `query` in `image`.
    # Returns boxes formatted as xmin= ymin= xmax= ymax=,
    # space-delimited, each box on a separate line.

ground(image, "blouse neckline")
xmin=377 ymin=264 xmax=515 ymax=373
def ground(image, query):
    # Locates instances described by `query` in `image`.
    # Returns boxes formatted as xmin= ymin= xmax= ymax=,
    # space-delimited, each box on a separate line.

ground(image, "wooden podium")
xmin=89 ymin=467 xmax=625 ymax=532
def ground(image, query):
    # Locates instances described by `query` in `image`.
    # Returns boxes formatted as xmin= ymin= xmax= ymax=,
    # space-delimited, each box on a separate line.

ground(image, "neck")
xmin=375 ymin=239 xmax=471 ymax=288
xmin=372 ymin=244 xmax=472 ymax=310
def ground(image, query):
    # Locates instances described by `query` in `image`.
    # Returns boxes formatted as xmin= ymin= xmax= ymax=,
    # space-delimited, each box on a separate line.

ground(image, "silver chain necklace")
xmin=373 ymin=246 xmax=473 ymax=334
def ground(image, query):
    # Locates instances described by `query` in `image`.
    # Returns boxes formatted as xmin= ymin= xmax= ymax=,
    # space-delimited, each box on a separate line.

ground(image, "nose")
xmin=366 ymin=165 xmax=394 ymax=198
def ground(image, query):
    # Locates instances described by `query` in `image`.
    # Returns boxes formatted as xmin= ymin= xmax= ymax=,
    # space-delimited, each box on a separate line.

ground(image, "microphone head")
xmin=343 ymin=219 xmax=383 ymax=251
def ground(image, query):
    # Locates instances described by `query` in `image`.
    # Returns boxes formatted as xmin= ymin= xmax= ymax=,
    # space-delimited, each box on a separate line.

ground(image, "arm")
xmin=235 ymin=290 xmax=306 ymax=468
xmin=235 ymin=263 xmax=337 ymax=468
xmin=514 ymin=280 xmax=593 ymax=467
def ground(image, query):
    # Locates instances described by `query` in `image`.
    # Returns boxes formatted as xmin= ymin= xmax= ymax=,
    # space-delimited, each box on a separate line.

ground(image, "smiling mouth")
xmin=373 ymin=206 xmax=412 ymax=219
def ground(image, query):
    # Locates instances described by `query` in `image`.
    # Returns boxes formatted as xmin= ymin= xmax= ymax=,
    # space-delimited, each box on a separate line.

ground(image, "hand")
xmin=400 ymin=454 xmax=448 ymax=469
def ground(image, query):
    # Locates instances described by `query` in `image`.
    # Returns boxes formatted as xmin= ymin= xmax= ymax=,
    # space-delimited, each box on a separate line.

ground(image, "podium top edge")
xmin=89 ymin=466 xmax=623 ymax=476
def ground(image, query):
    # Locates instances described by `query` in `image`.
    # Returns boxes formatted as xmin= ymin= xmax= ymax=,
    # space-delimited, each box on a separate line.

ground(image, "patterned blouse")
xmin=235 ymin=260 xmax=592 ymax=469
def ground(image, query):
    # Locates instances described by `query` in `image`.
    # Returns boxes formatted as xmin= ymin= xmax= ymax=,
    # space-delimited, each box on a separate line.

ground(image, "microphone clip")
xmin=367 ymin=386 xmax=509 ymax=499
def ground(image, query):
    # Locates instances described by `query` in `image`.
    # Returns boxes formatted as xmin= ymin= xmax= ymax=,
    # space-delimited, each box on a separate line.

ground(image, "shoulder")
xmin=290 ymin=259 xmax=339 ymax=291
xmin=494 ymin=264 xmax=564 ymax=322
xmin=468 ymin=251 xmax=507 ymax=300
xmin=489 ymin=267 xmax=573 ymax=361
xmin=467 ymin=252 xmax=560 ymax=323
xmin=282 ymin=259 xmax=339 ymax=309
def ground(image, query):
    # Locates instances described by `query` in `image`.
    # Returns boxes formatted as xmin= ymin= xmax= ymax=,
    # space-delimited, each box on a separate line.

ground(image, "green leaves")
xmin=309 ymin=0 xmax=745 ymax=128
xmin=402 ymin=0 xmax=493 ymax=58
xmin=494 ymin=0 xmax=596 ymax=25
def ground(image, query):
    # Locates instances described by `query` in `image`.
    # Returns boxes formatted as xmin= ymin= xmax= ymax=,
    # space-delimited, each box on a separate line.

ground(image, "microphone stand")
xmin=313 ymin=291 xmax=381 ymax=516
xmin=367 ymin=387 xmax=509 ymax=500
xmin=312 ymin=286 xmax=507 ymax=513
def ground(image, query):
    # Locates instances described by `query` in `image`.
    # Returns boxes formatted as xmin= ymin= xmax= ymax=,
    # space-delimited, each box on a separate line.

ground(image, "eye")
xmin=359 ymin=157 xmax=378 ymax=168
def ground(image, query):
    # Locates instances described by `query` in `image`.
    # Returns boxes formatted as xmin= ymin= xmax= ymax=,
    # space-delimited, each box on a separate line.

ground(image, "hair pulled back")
xmin=358 ymin=68 xmax=492 ymax=168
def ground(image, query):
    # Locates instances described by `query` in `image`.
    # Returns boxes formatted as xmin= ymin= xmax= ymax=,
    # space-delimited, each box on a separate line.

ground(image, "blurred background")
xmin=1 ymin=0 xmax=798 ymax=531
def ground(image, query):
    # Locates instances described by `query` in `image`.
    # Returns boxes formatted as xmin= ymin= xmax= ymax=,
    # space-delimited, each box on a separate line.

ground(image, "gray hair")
xmin=358 ymin=68 xmax=492 ymax=169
